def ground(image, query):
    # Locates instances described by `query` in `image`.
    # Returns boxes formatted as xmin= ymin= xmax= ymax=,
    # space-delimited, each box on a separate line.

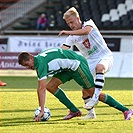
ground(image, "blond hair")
xmin=63 ymin=7 xmax=79 ymax=19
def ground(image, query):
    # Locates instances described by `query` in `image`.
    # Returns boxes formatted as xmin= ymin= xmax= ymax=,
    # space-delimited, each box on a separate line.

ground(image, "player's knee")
xmin=96 ymin=64 xmax=105 ymax=73
xmin=85 ymin=88 xmax=94 ymax=97
xmin=99 ymin=92 xmax=106 ymax=101
xmin=46 ymin=83 xmax=58 ymax=93
xmin=82 ymin=89 xmax=90 ymax=98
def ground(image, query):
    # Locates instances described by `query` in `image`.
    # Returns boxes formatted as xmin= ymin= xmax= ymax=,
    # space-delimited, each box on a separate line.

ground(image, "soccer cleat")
xmin=83 ymin=99 xmax=98 ymax=109
xmin=79 ymin=109 xmax=96 ymax=120
xmin=63 ymin=110 xmax=82 ymax=120
xmin=0 ymin=81 xmax=7 ymax=86
xmin=123 ymin=109 xmax=133 ymax=120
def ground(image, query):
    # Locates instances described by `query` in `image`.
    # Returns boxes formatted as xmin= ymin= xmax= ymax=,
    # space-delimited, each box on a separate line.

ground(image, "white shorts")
xmin=87 ymin=55 xmax=114 ymax=77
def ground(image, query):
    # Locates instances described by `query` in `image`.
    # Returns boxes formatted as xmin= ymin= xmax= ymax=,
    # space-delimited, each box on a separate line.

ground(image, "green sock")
xmin=104 ymin=94 xmax=129 ymax=112
xmin=54 ymin=88 xmax=79 ymax=112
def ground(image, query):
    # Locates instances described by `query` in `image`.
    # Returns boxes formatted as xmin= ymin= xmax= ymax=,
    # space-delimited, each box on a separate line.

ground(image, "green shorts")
xmin=53 ymin=61 xmax=95 ymax=89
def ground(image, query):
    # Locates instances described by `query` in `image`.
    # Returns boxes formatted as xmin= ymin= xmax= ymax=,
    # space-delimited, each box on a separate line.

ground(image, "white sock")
xmin=92 ymin=73 xmax=104 ymax=101
xmin=83 ymin=97 xmax=95 ymax=113
xmin=89 ymin=108 xmax=95 ymax=114
xmin=83 ymin=97 xmax=91 ymax=104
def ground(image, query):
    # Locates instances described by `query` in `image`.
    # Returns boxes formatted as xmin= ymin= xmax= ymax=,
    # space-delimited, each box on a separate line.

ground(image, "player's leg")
xmin=92 ymin=64 xmax=105 ymax=101
xmin=99 ymin=93 xmax=133 ymax=120
xmin=84 ymin=89 xmax=133 ymax=120
xmin=85 ymin=57 xmax=113 ymax=109
xmin=80 ymin=89 xmax=96 ymax=119
xmin=47 ymin=77 xmax=79 ymax=113
xmin=81 ymin=59 xmax=99 ymax=119
xmin=71 ymin=61 xmax=97 ymax=120
xmin=46 ymin=74 xmax=82 ymax=120
xmin=74 ymin=59 xmax=133 ymax=120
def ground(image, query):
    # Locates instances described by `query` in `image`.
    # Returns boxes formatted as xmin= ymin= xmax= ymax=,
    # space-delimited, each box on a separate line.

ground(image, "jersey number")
xmin=40 ymin=48 xmax=58 ymax=57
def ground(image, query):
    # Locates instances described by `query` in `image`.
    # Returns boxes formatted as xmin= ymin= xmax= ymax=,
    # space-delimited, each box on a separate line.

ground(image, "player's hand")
xmin=58 ymin=30 xmax=69 ymax=36
xmin=34 ymin=111 xmax=44 ymax=122
xmin=58 ymin=30 xmax=65 ymax=36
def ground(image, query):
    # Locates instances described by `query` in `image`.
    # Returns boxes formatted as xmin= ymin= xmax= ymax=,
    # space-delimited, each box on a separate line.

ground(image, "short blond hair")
xmin=63 ymin=7 xmax=79 ymax=19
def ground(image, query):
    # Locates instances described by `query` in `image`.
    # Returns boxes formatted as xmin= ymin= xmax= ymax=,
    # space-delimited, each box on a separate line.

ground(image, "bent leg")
xmin=46 ymin=77 xmax=79 ymax=113
xmin=91 ymin=64 xmax=105 ymax=102
xmin=84 ymin=87 xmax=130 ymax=113
xmin=81 ymin=88 xmax=96 ymax=119
xmin=100 ymin=92 xmax=129 ymax=112
xmin=46 ymin=77 xmax=62 ymax=93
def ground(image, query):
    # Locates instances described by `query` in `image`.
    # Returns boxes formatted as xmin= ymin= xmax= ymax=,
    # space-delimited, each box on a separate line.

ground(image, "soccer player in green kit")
xmin=18 ymin=48 xmax=133 ymax=121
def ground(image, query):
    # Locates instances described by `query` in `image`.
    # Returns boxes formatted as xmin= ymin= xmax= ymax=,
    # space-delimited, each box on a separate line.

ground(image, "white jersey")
xmin=64 ymin=19 xmax=113 ymax=76
xmin=64 ymin=19 xmax=113 ymax=60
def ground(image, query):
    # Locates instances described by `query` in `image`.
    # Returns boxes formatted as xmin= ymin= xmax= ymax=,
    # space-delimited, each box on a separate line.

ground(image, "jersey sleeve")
xmin=37 ymin=60 xmax=48 ymax=80
xmin=84 ymin=19 xmax=97 ymax=29
xmin=63 ymin=36 xmax=74 ymax=47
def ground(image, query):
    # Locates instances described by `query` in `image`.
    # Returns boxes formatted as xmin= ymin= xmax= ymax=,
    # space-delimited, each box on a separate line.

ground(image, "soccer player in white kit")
xmin=58 ymin=7 xmax=133 ymax=120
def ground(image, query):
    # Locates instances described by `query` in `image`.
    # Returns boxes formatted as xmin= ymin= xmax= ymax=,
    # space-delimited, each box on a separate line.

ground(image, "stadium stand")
xmin=0 ymin=0 xmax=132 ymax=31
xmin=0 ymin=0 xmax=46 ymax=31
xmin=0 ymin=0 xmax=19 ymax=11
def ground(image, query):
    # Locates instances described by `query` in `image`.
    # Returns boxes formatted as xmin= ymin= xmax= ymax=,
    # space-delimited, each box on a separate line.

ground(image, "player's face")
xmin=65 ymin=15 xmax=82 ymax=30
xmin=22 ymin=58 xmax=34 ymax=70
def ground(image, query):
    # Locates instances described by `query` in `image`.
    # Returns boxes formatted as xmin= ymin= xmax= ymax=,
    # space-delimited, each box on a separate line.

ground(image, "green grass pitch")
xmin=0 ymin=77 xmax=133 ymax=133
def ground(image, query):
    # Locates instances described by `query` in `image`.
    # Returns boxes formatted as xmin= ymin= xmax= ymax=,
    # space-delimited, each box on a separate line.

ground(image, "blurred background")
xmin=0 ymin=0 xmax=133 ymax=78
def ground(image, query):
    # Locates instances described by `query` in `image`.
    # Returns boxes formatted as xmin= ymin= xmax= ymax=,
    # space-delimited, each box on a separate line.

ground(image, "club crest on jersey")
xmin=83 ymin=39 xmax=91 ymax=49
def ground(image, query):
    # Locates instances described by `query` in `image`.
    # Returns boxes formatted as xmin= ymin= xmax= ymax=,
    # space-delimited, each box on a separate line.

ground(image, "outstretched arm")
xmin=58 ymin=26 xmax=92 ymax=36
xmin=61 ymin=45 xmax=70 ymax=50
xmin=35 ymin=79 xmax=47 ymax=121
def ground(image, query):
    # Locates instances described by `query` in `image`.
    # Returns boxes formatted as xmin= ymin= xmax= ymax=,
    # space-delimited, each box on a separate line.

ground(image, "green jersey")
xmin=34 ymin=48 xmax=87 ymax=80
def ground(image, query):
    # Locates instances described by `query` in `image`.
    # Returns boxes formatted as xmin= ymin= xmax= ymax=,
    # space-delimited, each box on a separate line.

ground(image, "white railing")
xmin=0 ymin=0 xmax=46 ymax=29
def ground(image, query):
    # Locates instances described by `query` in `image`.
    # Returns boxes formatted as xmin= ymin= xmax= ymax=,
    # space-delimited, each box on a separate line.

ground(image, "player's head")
xmin=18 ymin=52 xmax=34 ymax=70
xmin=63 ymin=7 xmax=82 ymax=30
xmin=63 ymin=7 xmax=79 ymax=19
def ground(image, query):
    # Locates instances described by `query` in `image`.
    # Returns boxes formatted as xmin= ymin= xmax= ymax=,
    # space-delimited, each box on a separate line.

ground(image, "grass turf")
xmin=0 ymin=77 xmax=133 ymax=133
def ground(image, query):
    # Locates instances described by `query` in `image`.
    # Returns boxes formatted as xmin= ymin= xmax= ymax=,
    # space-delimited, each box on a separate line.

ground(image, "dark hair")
xmin=18 ymin=52 xmax=31 ymax=65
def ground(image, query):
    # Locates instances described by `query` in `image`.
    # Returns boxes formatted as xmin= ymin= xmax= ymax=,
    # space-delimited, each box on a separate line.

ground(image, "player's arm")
xmin=61 ymin=44 xmax=71 ymax=50
xmin=35 ymin=79 xmax=47 ymax=121
xmin=58 ymin=26 xmax=93 ymax=36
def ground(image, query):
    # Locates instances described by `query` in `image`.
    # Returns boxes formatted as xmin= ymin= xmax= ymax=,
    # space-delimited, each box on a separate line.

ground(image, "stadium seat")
xmin=116 ymin=0 xmax=125 ymax=5
xmin=101 ymin=14 xmax=111 ymax=28
xmin=60 ymin=0 xmax=71 ymax=11
xmin=12 ymin=22 xmax=29 ymax=30
xmin=3 ymin=0 xmax=132 ymax=31
xmin=99 ymin=5 xmax=109 ymax=14
xmin=71 ymin=0 xmax=79 ymax=7
xmin=89 ymin=0 xmax=99 ymax=11
xmin=55 ymin=10 xmax=66 ymax=30
xmin=82 ymin=10 xmax=92 ymax=20
xmin=110 ymin=9 xmax=119 ymax=21
xmin=125 ymin=0 xmax=133 ymax=12
xmin=121 ymin=20 xmax=131 ymax=29
xmin=128 ymin=10 xmax=133 ymax=21
xmin=118 ymin=3 xmax=127 ymax=17
xmin=107 ymin=0 xmax=117 ymax=10
xmin=110 ymin=9 xmax=121 ymax=28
